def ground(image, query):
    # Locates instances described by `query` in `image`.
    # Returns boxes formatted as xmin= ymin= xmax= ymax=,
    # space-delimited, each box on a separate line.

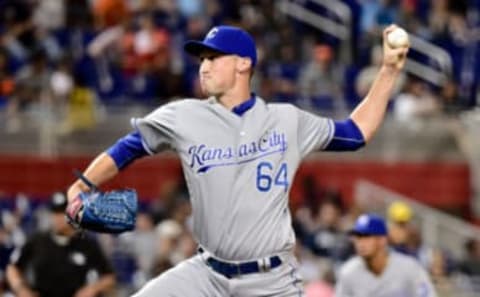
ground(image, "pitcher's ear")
xmin=236 ymin=57 xmax=252 ymax=73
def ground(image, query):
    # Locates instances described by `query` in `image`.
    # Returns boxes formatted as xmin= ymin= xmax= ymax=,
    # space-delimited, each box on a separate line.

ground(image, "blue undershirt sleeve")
xmin=106 ymin=131 xmax=149 ymax=170
xmin=325 ymin=118 xmax=366 ymax=151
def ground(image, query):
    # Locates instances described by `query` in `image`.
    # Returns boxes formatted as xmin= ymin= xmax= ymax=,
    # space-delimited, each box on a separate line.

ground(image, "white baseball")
xmin=387 ymin=27 xmax=409 ymax=48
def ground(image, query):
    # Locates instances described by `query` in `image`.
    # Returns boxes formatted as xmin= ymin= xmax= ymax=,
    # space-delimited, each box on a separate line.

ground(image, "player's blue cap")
xmin=349 ymin=213 xmax=388 ymax=236
xmin=184 ymin=25 xmax=257 ymax=67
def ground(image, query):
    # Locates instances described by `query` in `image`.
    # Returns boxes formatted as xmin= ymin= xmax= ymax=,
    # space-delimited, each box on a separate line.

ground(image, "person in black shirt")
xmin=6 ymin=193 xmax=115 ymax=297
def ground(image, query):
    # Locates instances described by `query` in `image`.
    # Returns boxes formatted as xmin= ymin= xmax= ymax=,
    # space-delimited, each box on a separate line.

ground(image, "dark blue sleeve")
xmin=106 ymin=131 xmax=149 ymax=170
xmin=325 ymin=118 xmax=365 ymax=151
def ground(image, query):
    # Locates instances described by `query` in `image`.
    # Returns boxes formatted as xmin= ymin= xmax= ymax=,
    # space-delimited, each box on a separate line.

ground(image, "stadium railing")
xmin=278 ymin=0 xmax=453 ymax=87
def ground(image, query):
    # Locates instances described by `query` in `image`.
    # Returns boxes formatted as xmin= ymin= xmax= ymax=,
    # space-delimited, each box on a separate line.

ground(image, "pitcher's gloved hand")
xmin=66 ymin=189 xmax=137 ymax=234
xmin=66 ymin=171 xmax=137 ymax=234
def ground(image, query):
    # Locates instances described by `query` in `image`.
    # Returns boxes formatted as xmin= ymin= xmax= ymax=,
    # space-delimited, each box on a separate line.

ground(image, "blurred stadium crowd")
xmin=0 ymin=0 xmax=479 ymax=134
xmin=0 ymin=0 xmax=480 ymax=296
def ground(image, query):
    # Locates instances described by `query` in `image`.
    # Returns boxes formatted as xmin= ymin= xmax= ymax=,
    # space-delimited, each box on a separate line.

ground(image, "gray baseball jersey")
xmin=133 ymin=96 xmax=333 ymax=261
xmin=335 ymin=251 xmax=437 ymax=297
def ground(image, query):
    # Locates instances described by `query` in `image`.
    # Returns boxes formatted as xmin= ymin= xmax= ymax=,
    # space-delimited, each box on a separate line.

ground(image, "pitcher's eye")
xmin=199 ymin=53 xmax=223 ymax=62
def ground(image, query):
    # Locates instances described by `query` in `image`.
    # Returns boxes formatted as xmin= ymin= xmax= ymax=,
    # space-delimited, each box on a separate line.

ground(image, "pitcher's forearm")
xmin=350 ymin=66 xmax=401 ymax=142
xmin=67 ymin=153 xmax=119 ymax=201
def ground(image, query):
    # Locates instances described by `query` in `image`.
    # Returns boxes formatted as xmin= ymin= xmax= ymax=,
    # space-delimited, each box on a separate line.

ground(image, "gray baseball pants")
xmin=132 ymin=252 xmax=304 ymax=297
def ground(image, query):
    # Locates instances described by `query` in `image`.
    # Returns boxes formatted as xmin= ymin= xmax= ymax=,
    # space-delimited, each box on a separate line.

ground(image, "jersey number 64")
xmin=256 ymin=162 xmax=288 ymax=193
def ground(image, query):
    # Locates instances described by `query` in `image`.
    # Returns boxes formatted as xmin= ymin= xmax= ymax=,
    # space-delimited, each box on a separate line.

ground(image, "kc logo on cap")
xmin=184 ymin=25 xmax=258 ymax=67
xmin=357 ymin=214 xmax=370 ymax=227
xmin=349 ymin=213 xmax=387 ymax=236
xmin=206 ymin=27 xmax=219 ymax=40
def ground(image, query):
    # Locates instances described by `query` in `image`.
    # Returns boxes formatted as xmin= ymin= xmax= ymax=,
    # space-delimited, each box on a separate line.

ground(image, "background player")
xmin=6 ymin=193 xmax=115 ymax=297
xmin=66 ymin=24 xmax=409 ymax=296
xmin=335 ymin=213 xmax=436 ymax=297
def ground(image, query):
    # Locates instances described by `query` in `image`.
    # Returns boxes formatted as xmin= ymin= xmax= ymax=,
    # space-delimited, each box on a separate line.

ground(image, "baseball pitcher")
xmin=66 ymin=24 xmax=409 ymax=296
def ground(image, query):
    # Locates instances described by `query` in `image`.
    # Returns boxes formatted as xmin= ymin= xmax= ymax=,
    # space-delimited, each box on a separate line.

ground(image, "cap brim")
xmin=348 ymin=230 xmax=385 ymax=236
xmin=184 ymin=41 xmax=228 ymax=57
xmin=348 ymin=230 xmax=365 ymax=236
xmin=50 ymin=205 xmax=66 ymax=213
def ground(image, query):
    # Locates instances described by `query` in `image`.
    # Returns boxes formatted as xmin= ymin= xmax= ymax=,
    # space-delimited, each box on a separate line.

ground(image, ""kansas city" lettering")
xmin=188 ymin=130 xmax=287 ymax=172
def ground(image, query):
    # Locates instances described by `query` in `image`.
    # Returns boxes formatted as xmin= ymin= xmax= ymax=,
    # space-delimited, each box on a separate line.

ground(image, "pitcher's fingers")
xmin=383 ymin=24 xmax=399 ymax=38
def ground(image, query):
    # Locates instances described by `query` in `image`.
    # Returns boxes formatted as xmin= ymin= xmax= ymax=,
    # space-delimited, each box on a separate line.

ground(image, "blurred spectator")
xmin=359 ymin=0 xmax=399 ymax=39
xmin=0 ymin=221 xmax=14 ymax=294
xmin=121 ymin=13 xmax=172 ymax=102
xmin=178 ymin=0 xmax=205 ymax=18
xmin=388 ymin=201 xmax=413 ymax=223
xmin=176 ymin=231 xmax=196 ymax=261
xmin=0 ymin=48 xmax=15 ymax=109
xmin=122 ymin=13 xmax=170 ymax=74
xmin=459 ymin=239 xmax=480 ymax=276
xmin=303 ymin=196 xmax=353 ymax=264
xmin=6 ymin=192 xmax=115 ymax=297
xmin=387 ymin=201 xmax=432 ymax=267
xmin=58 ymin=73 xmax=99 ymax=135
xmin=50 ymin=57 xmax=74 ymax=104
xmin=6 ymin=49 xmax=52 ymax=133
xmin=294 ymin=176 xmax=327 ymax=235
xmin=393 ymin=76 xmax=441 ymax=123
xmin=359 ymin=0 xmax=382 ymax=34
xmin=375 ymin=0 xmax=399 ymax=29
xmin=397 ymin=0 xmax=425 ymax=34
xmin=169 ymin=198 xmax=192 ymax=230
xmin=87 ymin=25 xmax=125 ymax=94
xmin=151 ymin=219 xmax=184 ymax=276
xmin=428 ymin=0 xmax=450 ymax=39
xmin=149 ymin=178 xmax=189 ymax=224
xmin=32 ymin=0 xmax=65 ymax=32
xmin=387 ymin=201 xmax=415 ymax=255
xmin=0 ymin=0 xmax=34 ymax=61
xmin=299 ymin=43 xmax=345 ymax=112
xmin=149 ymin=0 xmax=188 ymax=33
xmin=119 ymin=211 xmax=157 ymax=288
xmin=1 ymin=210 xmax=26 ymax=250
xmin=428 ymin=248 xmax=456 ymax=297
xmin=87 ymin=0 xmax=130 ymax=96
xmin=441 ymin=79 xmax=465 ymax=114
xmin=93 ymin=0 xmax=130 ymax=30
xmin=65 ymin=0 xmax=93 ymax=30
xmin=359 ymin=0 xmax=403 ymax=45
xmin=269 ymin=43 xmax=300 ymax=103
xmin=14 ymin=49 xmax=51 ymax=103
xmin=429 ymin=0 xmax=469 ymax=44
xmin=13 ymin=194 xmax=35 ymax=234
xmin=295 ymin=237 xmax=337 ymax=292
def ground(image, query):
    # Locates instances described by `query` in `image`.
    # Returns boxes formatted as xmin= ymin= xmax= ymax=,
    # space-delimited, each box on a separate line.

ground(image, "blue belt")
xmin=198 ymin=248 xmax=282 ymax=278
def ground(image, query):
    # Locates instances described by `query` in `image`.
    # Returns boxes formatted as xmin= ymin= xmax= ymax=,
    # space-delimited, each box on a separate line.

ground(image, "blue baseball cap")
xmin=349 ymin=214 xmax=388 ymax=236
xmin=184 ymin=26 xmax=257 ymax=67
